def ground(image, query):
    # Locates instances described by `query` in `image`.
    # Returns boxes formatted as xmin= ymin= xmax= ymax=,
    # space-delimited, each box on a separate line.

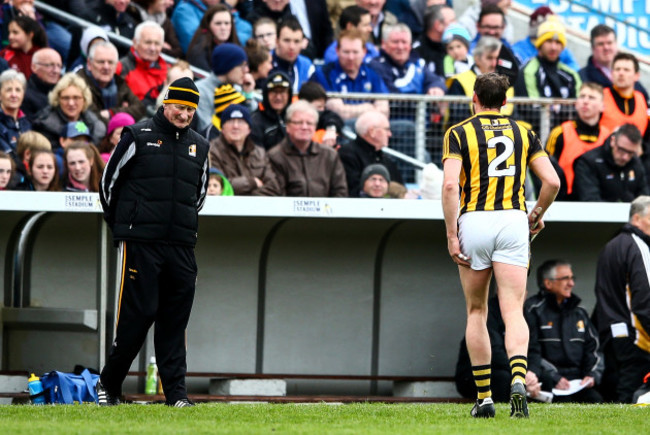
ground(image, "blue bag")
xmin=40 ymin=369 xmax=99 ymax=404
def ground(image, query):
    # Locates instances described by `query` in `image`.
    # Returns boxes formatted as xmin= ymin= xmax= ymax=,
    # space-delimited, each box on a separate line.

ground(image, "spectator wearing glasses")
xmin=268 ymin=100 xmax=348 ymax=197
xmin=458 ymin=0 xmax=514 ymax=46
xmin=468 ymin=4 xmax=514 ymax=56
xmin=573 ymin=123 xmax=648 ymax=202
xmin=77 ymin=41 xmax=144 ymax=124
xmin=32 ymin=73 xmax=106 ymax=155
xmin=22 ymin=48 xmax=62 ymax=121
xmin=525 ymin=260 xmax=604 ymax=403
xmin=252 ymin=17 xmax=277 ymax=51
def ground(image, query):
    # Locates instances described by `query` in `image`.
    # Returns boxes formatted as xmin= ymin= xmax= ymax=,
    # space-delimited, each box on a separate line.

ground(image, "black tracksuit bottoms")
xmin=100 ymin=241 xmax=197 ymax=404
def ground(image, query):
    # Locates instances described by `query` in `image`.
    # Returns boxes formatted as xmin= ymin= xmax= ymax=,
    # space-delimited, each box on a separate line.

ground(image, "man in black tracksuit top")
xmin=593 ymin=196 xmax=650 ymax=403
xmin=98 ymin=77 xmax=209 ymax=407
xmin=525 ymin=260 xmax=603 ymax=403
xmin=573 ymin=124 xmax=649 ymax=202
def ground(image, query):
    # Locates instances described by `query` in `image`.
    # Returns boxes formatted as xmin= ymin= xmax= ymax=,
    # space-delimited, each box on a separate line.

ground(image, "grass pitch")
xmin=0 ymin=402 xmax=646 ymax=434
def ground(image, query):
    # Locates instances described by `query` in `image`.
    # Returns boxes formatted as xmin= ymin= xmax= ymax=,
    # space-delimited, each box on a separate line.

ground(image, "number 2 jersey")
xmin=442 ymin=111 xmax=547 ymax=215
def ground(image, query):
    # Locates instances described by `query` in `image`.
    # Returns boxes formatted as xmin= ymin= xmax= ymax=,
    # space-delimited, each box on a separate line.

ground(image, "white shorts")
xmin=458 ymin=209 xmax=529 ymax=271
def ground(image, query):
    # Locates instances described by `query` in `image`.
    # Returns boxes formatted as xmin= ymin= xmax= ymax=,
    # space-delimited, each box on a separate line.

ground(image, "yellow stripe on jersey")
xmin=442 ymin=111 xmax=547 ymax=215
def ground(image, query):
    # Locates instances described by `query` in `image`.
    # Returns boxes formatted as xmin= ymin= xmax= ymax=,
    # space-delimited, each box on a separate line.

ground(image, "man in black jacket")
xmin=250 ymin=71 xmax=292 ymax=150
xmin=338 ymin=110 xmax=402 ymax=197
xmin=98 ymin=77 xmax=209 ymax=408
xmin=573 ymin=123 xmax=649 ymax=202
xmin=593 ymin=196 xmax=650 ymax=403
xmin=525 ymin=260 xmax=603 ymax=403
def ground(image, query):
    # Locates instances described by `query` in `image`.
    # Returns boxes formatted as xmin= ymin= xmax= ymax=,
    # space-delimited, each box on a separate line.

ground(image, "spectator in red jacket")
xmin=0 ymin=15 xmax=46 ymax=79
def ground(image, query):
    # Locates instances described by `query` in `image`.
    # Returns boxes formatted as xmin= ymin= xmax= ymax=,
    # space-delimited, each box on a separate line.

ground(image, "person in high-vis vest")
xmin=546 ymin=82 xmax=611 ymax=196
xmin=601 ymin=52 xmax=649 ymax=138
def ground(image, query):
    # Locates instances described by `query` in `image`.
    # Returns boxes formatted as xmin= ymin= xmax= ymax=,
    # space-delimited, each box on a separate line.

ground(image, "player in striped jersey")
xmin=442 ymin=72 xmax=560 ymax=418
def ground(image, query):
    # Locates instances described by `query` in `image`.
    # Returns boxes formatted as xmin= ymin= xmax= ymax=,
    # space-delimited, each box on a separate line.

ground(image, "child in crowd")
xmin=442 ymin=23 xmax=473 ymax=83
xmin=0 ymin=15 xmax=47 ymax=79
xmin=0 ymin=151 xmax=13 ymax=190
xmin=207 ymin=168 xmax=234 ymax=196
xmin=19 ymin=149 xmax=60 ymax=191
xmin=98 ymin=113 xmax=135 ymax=163
xmin=252 ymin=17 xmax=277 ymax=51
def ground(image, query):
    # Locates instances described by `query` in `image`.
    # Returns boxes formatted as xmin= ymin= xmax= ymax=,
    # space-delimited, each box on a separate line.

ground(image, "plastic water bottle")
xmin=28 ymin=373 xmax=45 ymax=405
xmin=145 ymin=356 xmax=158 ymax=395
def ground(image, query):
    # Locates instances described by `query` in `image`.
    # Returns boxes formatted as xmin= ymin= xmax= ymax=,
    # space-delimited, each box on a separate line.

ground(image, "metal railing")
xmin=327 ymin=92 xmax=576 ymax=184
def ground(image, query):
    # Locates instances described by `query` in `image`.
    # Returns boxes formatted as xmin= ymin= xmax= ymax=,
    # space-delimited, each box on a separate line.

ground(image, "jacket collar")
xmin=153 ymin=106 xmax=190 ymax=135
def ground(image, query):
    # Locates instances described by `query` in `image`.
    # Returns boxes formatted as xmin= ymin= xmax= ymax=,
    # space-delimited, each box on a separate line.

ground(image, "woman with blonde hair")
xmin=32 ymin=72 xmax=106 ymax=153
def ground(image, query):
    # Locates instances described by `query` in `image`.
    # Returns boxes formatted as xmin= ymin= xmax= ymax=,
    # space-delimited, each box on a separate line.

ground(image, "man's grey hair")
xmin=285 ymin=100 xmax=319 ymax=125
xmin=134 ymin=21 xmax=165 ymax=43
xmin=0 ymin=69 xmax=26 ymax=91
xmin=88 ymin=40 xmax=119 ymax=62
xmin=382 ymin=23 xmax=412 ymax=43
xmin=355 ymin=110 xmax=388 ymax=137
xmin=473 ymin=36 xmax=501 ymax=60
xmin=630 ymin=196 xmax=650 ymax=220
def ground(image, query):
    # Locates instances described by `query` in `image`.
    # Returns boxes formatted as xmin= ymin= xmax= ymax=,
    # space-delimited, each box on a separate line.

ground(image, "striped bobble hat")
xmin=162 ymin=77 xmax=200 ymax=109
xmin=211 ymin=83 xmax=246 ymax=130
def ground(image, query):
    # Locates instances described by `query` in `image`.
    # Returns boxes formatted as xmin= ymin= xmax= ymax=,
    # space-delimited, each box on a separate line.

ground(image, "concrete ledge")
xmin=1 ymin=307 xmax=97 ymax=331
xmin=0 ymin=374 xmax=27 ymax=404
xmin=393 ymin=381 xmax=462 ymax=399
xmin=209 ymin=378 xmax=287 ymax=396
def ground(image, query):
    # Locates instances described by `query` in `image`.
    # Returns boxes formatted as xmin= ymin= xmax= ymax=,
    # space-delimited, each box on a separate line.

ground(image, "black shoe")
xmin=470 ymin=397 xmax=495 ymax=418
xmin=169 ymin=398 xmax=195 ymax=408
xmin=96 ymin=381 xmax=120 ymax=406
xmin=510 ymin=382 xmax=529 ymax=418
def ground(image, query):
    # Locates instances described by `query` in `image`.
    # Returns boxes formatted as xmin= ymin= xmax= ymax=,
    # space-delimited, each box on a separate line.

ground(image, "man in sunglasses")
xmin=525 ymin=260 xmax=604 ymax=403
xmin=573 ymin=123 xmax=649 ymax=202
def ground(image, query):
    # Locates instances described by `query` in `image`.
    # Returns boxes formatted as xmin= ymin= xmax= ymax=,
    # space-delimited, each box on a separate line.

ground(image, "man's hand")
xmin=555 ymin=377 xmax=570 ymax=390
xmin=526 ymin=371 xmax=542 ymax=397
xmin=447 ymin=236 xmax=470 ymax=267
xmin=581 ymin=376 xmax=595 ymax=389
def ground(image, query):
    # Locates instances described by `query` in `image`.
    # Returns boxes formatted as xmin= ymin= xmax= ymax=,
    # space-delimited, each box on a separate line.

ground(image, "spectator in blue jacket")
xmin=172 ymin=0 xmax=252 ymax=54
xmin=512 ymin=6 xmax=579 ymax=71
xmin=323 ymin=5 xmax=378 ymax=65
xmin=271 ymin=17 xmax=314 ymax=94
xmin=309 ymin=28 xmax=389 ymax=121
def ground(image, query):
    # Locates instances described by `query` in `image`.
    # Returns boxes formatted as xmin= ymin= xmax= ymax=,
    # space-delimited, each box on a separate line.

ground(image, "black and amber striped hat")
xmin=162 ymin=77 xmax=200 ymax=109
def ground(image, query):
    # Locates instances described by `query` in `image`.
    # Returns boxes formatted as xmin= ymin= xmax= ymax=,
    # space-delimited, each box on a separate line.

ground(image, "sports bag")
xmin=40 ymin=369 xmax=99 ymax=404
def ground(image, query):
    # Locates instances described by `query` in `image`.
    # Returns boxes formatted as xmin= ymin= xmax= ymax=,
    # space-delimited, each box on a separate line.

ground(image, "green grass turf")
xmin=0 ymin=402 xmax=647 ymax=434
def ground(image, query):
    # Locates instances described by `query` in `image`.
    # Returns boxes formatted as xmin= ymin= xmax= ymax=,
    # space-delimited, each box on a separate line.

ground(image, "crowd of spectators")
xmin=0 ymin=0 xmax=649 ymax=202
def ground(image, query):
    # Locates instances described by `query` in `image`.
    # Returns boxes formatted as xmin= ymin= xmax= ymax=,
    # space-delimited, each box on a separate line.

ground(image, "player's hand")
xmin=555 ymin=377 xmax=570 ymax=390
xmin=447 ymin=236 xmax=470 ymax=267
xmin=581 ymin=376 xmax=595 ymax=388
xmin=529 ymin=206 xmax=544 ymax=236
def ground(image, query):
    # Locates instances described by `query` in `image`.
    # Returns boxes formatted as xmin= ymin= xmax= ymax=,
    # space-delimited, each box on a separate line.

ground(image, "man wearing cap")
xmin=514 ymin=16 xmax=581 ymax=99
xmin=359 ymin=163 xmax=390 ymax=198
xmin=512 ymin=7 xmax=578 ymax=70
xmin=268 ymin=100 xmax=348 ymax=197
xmin=98 ymin=77 xmax=209 ymax=408
xmin=250 ymin=71 xmax=292 ymax=150
xmin=195 ymin=43 xmax=254 ymax=135
xmin=209 ymin=104 xmax=281 ymax=196
xmin=77 ymin=40 xmax=144 ymax=124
